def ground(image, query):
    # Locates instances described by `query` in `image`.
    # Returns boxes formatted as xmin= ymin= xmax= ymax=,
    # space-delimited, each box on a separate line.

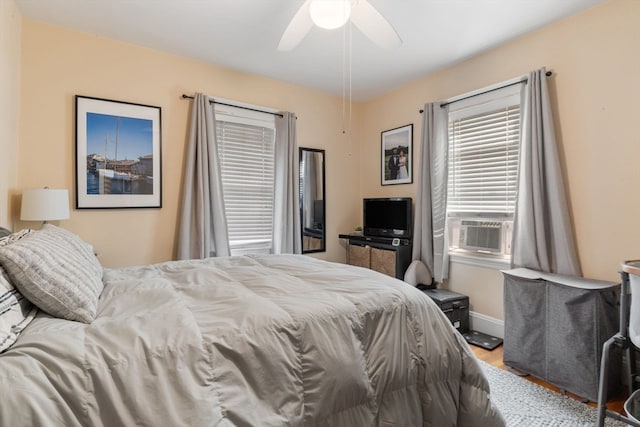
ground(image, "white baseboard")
xmin=469 ymin=311 xmax=504 ymax=339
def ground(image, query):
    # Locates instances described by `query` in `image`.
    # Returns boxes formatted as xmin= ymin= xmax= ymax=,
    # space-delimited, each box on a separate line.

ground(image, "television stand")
xmin=338 ymin=234 xmax=412 ymax=280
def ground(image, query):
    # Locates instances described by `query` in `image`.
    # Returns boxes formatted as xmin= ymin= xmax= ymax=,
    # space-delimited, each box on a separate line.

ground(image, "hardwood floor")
xmin=470 ymin=343 xmax=627 ymax=416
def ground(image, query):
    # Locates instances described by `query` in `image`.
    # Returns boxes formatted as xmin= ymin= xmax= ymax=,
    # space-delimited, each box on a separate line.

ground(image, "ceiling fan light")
xmin=309 ymin=0 xmax=351 ymax=30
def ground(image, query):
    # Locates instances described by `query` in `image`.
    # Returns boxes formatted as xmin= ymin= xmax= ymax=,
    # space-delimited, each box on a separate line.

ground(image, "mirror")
xmin=299 ymin=147 xmax=325 ymax=253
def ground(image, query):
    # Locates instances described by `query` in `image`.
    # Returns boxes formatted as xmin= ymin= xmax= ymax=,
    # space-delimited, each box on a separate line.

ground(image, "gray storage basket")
xmin=502 ymin=268 xmax=620 ymax=402
xmin=625 ymin=389 xmax=640 ymax=423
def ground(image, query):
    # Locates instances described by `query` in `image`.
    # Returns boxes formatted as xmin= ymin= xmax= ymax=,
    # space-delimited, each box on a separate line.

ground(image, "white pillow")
xmin=0 ymin=229 xmax=38 ymax=353
xmin=0 ymin=225 xmax=103 ymax=324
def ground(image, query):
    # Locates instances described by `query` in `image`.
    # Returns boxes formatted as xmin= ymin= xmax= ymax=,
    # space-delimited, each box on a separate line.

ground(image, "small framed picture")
xmin=75 ymin=95 xmax=162 ymax=209
xmin=381 ymin=124 xmax=413 ymax=185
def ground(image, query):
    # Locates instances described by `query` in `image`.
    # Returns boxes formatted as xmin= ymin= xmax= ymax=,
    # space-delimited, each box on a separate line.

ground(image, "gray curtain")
xmin=511 ymin=69 xmax=581 ymax=276
xmin=412 ymin=102 xmax=450 ymax=283
xmin=176 ymin=93 xmax=230 ymax=260
xmin=272 ymin=112 xmax=301 ymax=254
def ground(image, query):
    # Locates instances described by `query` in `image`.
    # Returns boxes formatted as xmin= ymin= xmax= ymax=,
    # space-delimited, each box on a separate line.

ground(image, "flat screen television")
xmin=363 ymin=197 xmax=413 ymax=239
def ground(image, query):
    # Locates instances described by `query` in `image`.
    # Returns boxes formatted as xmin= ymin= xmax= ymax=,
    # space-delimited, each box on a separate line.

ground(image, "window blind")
xmin=216 ymin=120 xmax=275 ymax=253
xmin=447 ymin=104 xmax=520 ymax=215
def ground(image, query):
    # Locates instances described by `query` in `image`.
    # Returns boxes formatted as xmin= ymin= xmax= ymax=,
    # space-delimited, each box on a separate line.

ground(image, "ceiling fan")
xmin=277 ymin=0 xmax=402 ymax=51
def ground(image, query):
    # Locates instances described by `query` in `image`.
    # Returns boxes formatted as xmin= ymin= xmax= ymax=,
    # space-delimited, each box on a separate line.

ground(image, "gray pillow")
xmin=0 ymin=225 xmax=103 ymax=323
xmin=0 ymin=229 xmax=39 ymax=352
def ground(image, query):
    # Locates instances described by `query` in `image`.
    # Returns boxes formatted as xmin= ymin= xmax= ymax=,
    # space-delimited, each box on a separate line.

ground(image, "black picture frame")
xmin=381 ymin=124 xmax=413 ymax=185
xmin=75 ymin=95 xmax=162 ymax=209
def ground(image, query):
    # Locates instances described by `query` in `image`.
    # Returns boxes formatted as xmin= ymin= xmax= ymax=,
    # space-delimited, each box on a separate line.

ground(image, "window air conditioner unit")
xmin=458 ymin=219 xmax=512 ymax=255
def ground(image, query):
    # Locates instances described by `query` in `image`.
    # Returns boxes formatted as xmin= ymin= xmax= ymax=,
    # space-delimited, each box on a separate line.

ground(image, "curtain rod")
xmin=418 ymin=71 xmax=552 ymax=113
xmin=181 ymin=94 xmax=283 ymax=118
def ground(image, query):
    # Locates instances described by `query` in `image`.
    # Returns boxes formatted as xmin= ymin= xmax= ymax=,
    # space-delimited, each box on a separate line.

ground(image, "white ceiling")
xmin=15 ymin=0 xmax=605 ymax=101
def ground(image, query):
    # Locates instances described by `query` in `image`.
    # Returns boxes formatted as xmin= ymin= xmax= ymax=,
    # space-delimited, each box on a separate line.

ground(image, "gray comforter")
xmin=0 ymin=254 xmax=504 ymax=426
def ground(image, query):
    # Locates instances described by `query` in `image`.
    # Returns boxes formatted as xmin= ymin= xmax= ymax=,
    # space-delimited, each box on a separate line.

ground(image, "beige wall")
xmin=360 ymin=0 xmax=640 ymax=319
xmin=18 ymin=19 xmax=362 ymax=267
xmin=0 ymin=0 xmax=21 ymax=227
xmin=13 ymin=0 xmax=640 ymax=321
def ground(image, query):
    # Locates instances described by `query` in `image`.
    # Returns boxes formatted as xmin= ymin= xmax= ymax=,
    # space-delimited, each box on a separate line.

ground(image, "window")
xmin=215 ymin=105 xmax=276 ymax=255
xmin=446 ymin=84 xmax=521 ymax=260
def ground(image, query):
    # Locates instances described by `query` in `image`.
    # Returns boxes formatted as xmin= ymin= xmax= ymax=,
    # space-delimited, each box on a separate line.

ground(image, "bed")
xmin=0 ymin=225 xmax=504 ymax=426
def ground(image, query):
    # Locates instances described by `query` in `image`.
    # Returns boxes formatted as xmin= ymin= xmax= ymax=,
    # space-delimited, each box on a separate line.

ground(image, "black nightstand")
xmin=420 ymin=288 xmax=469 ymax=333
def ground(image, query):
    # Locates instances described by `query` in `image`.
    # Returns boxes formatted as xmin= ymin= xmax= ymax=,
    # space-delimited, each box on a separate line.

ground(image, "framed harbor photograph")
xmin=381 ymin=124 xmax=412 ymax=185
xmin=75 ymin=96 xmax=162 ymax=208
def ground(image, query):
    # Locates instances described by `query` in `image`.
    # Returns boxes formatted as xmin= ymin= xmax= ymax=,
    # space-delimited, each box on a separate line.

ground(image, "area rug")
xmin=480 ymin=360 xmax=627 ymax=426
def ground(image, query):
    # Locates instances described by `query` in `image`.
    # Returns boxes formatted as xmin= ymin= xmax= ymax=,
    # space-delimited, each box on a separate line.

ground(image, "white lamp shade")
xmin=20 ymin=188 xmax=70 ymax=222
xmin=309 ymin=0 xmax=351 ymax=30
xmin=404 ymin=260 xmax=433 ymax=286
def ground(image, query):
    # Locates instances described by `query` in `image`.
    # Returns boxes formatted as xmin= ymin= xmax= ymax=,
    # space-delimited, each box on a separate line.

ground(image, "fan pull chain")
xmin=342 ymin=18 xmax=353 ymax=136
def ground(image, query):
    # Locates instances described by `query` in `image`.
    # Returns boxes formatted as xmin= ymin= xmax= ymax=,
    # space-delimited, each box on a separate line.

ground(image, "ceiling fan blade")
xmin=350 ymin=0 xmax=402 ymax=49
xmin=277 ymin=0 xmax=314 ymax=51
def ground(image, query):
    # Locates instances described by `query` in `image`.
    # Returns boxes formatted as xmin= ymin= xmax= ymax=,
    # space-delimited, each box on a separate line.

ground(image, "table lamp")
xmin=20 ymin=188 xmax=70 ymax=227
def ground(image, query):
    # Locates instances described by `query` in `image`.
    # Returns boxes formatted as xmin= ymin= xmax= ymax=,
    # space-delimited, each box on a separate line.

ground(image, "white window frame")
xmin=215 ymin=103 xmax=276 ymax=256
xmin=445 ymin=82 xmax=523 ymax=268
